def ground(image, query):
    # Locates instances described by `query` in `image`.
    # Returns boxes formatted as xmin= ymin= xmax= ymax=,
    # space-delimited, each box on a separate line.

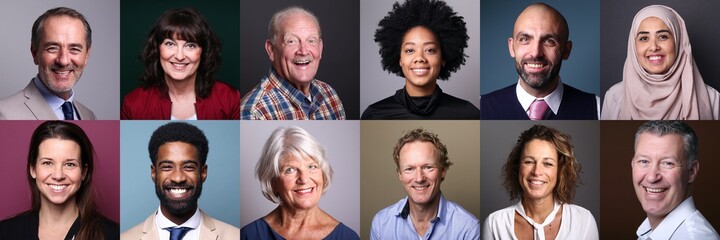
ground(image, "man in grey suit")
xmin=0 ymin=7 xmax=95 ymax=120
xmin=121 ymin=122 xmax=239 ymax=240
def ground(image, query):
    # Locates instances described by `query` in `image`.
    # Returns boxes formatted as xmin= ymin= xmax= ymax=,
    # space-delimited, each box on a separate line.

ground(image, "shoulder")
xmin=240 ymin=218 xmax=270 ymax=239
xmin=481 ymin=84 xmax=517 ymax=104
xmin=445 ymin=199 xmax=479 ymax=222
xmin=0 ymin=212 xmax=36 ymax=239
xmin=484 ymin=205 xmax=515 ymax=225
xmin=123 ymin=86 xmax=161 ymax=104
xmin=371 ymin=198 xmax=405 ymax=225
xmin=203 ymin=214 xmax=240 ymax=237
xmin=440 ymin=92 xmax=480 ymax=110
xmin=120 ymin=220 xmax=146 ymax=239
xmin=564 ymin=204 xmax=594 ymax=219
xmin=562 ymin=83 xmax=596 ymax=97
xmin=211 ymin=81 xmax=241 ymax=96
xmin=99 ymin=216 xmax=120 ymax=240
xmin=603 ymin=82 xmax=624 ymax=100
xmin=327 ymin=222 xmax=360 ymax=240
xmin=312 ymin=79 xmax=340 ymax=95
xmin=361 ymin=95 xmax=400 ymax=119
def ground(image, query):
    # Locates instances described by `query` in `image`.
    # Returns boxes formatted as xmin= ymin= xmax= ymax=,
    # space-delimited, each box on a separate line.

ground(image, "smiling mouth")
xmin=170 ymin=62 xmax=189 ymax=69
xmin=49 ymin=184 xmax=68 ymax=192
xmin=165 ymin=187 xmax=192 ymax=199
xmin=412 ymin=185 xmax=430 ymax=191
xmin=294 ymin=187 xmax=315 ymax=194
xmin=647 ymin=55 xmax=664 ymax=63
xmin=411 ymin=67 xmax=430 ymax=75
xmin=528 ymin=180 xmax=546 ymax=186
xmin=644 ymin=187 xmax=667 ymax=193
xmin=293 ymin=59 xmax=311 ymax=66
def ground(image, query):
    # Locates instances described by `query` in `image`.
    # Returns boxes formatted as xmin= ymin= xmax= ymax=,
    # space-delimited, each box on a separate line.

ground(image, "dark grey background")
xmin=240 ymin=0 xmax=360 ymax=119
xmin=481 ymin=0 xmax=600 ymax=96
xmin=600 ymin=0 xmax=720 ymax=102
xmin=480 ymin=121 xmax=600 ymax=227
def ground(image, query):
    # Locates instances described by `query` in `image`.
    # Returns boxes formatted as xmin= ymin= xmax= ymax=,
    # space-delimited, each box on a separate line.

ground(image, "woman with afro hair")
xmin=361 ymin=0 xmax=479 ymax=120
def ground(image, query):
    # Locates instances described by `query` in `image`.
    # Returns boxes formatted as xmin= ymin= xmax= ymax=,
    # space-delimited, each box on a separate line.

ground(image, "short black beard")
xmin=515 ymin=57 xmax=563 ymax=90
xmin=155 ymin=182 xmax=202 ymax=216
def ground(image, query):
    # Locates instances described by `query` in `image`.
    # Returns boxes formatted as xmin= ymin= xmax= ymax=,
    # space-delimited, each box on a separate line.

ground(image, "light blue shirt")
xmin=370 ymin=193 xmax=480 ymax=240
xmin=33 ymin=76 xmax=77 ymax=120
xmin=637 ymin=196 xmax=719 ymax=240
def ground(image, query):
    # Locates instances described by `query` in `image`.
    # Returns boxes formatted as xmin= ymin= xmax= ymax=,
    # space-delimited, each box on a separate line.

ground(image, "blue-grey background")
xmin=360 ymin=0 xmax=480 ymax=113
xmin=0 ymin=0 xmax=120 ymax=119
xmin=240 ymin=121 xmax=360 ymax=234
xmin=120 ymin=121 xmax=240 ymax=231
xmin=480 ymin=0 xmax=600 ymax=97
xmin=600 ymin=0 xmax=720 ymax=102
xmin=480 ymin=121 xmax=600 ymax=228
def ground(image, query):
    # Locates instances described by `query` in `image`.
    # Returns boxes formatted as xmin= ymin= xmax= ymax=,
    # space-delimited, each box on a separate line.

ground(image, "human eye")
xmin=425 ymin=47 xmax=438 ymax=54
xmin=308 ymin=164 xmax=319 ymax=170
xmin=283 ymin=167 xmax=297 ymax=174
xmin=543 ymin=38 xmax=557 ymax=47
xmin=163 ymin=40 xmax=175 ymax=47
xmin=46 ymin=46 xmax=60 ymax=53
xmin=633 ymin=158 xmax=650 ymax=168
xmin=402 ymin=166 xmax=414 ymax=174
xmin=284 ymin=38 xmax=298 ymax=46
xmin=185 ymin=42 xmax=199 ymax=49
xmin=660 ymin=160 xmax=677 ymax=169
xmin=658 ymin=34 xmax=670 ymax=41
xmin=40 ymin=160 xmax=53 ymax=166
xmin=543 ymin=161 xmax=554 ymax=167
xmin=637 ymin=35 xmax=649 ymax=42
xmin=404 ymin=48 xmax=415 ymax=54
xmin=64 ymin=162 xmax=77 ymax=168
xmin=183 ymin=164 xmax=197 ymax=171
xmin=160 ymin=163 xmax=173 ymax=171
xmin=518 ymin=36 xmax=530 ymax=44
xmin=522 ymin=159 xmax=534 ymax=165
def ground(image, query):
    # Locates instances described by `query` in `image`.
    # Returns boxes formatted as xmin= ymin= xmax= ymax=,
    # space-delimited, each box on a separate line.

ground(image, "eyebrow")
xmin=637 ymin=29 xmax=671 ymax=36
xmin=157 ymin=160 xmax=199 ymax=165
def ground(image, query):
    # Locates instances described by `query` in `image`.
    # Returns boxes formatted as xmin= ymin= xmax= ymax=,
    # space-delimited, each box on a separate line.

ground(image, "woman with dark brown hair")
xmin=482 ymin=125 xmax=597 ymax=240
xmin=0 ymin=121 xmax=118 ymax=239
xmin=121 ymin=8 xmax=240 ymax=120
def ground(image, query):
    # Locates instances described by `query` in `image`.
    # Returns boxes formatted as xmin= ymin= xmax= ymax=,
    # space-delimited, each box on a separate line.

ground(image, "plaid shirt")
xmin=240 ymin=69 xmax=345 ymax=120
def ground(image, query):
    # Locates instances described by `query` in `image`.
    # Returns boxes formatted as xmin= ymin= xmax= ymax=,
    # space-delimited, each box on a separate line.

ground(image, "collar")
xmin=637 ymin=196 xmax=697 ymax=239
xmin=269 ymin=68 xmax=314 ymax=102
xmin=34 ymin=75 xmax=75 ymax=111
xmin=515 ymin=78 xmax=563 ymax=114
xmin=155 ymin=206 xmax=202 ymax=230
xmin=396 ymin=193 xmax=447 ymax=224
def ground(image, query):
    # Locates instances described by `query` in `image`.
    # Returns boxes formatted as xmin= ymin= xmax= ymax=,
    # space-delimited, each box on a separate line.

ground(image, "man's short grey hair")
xmin=634 ymin=120 xmax=698 ymax=169
xmin=267 ymin=6 xmax=321 ymax=44
xmin=255 ymin=126 xmax=333 ymax=203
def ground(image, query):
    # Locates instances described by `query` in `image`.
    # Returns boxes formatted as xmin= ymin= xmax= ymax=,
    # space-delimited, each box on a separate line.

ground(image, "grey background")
xmin=360 ymin=121 xmax=480 ymax=240
xmin=600 ymin=0 xmax=720 ymax=102
xmin=240 ymin=121 xmax=360 ymax=234
xmin=360 ymin=0 xmax=480 ymax=113
xmin=0 ymin=0 xmax=120 ymax=119
xmin=480 ymin=121 xmax=600 ymax=227
xmin=120 ymin=121 xmax=241 ymax=231
xmin=240 ymin=0 xmax=360 ymax=119
xmin=480 ymin=0 xmax=600 ymax=96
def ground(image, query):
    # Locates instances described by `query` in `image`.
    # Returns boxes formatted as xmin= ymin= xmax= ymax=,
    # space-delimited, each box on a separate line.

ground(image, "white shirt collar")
xmin=33 ymin=76 xmax=76 ymax=120
xmin=515 ymin=78 xmax=563 ymax=115
xmin=155 ymin=207 xmax=202 ymax=239
xmin=636 ymin=196 xmax=697 ymax=239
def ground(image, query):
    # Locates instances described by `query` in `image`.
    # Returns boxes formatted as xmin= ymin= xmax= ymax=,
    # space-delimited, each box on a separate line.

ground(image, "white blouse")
xmin=482 ymin=202 xmax=599 ymax=240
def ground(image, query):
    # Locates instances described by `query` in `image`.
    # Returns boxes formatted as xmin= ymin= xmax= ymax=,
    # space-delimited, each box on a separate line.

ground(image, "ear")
xmin=82 ymin=164 xmax=88 ymax=181
xmin=687 ymin=160 xmax=699 ymax=184
xmin=30 ymin=165 xmax=37 ymax=179
xmin=508 ymin=37 xmax=516 ymax=58
xmin=316 ymin=39 xmax=323 ymax=61
xmin=201 ymin=164 xmax=207 ymax=183
xmin=440 ymin=167 xmax=447 ymax=181
xmin=31 ymin=45 xmax=39 ymax=65
xmin=265 ymin=40 xmax=275 ymax=62
xmin=150 ymin=164 xmax=156 ymax=182
xmin=84 ymin=47 xmax=91 ymax=66
xmin=562 ymin=40 xmax=572 ymax=60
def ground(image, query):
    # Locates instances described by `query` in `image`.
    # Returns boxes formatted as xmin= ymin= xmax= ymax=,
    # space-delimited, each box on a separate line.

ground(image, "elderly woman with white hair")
xmin=240 ymin=126 xmax=359 ymax=240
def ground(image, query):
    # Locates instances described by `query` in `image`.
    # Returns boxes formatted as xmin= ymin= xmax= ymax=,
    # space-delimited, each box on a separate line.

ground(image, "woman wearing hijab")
xmin=602 ymin=5 xmax=719 ymax=120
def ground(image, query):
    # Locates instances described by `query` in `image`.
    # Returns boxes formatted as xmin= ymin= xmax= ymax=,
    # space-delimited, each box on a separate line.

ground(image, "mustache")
xmin=163 ymin=182 xmax=194 ymax=189
xmin=521 ymin=57 xmax=548 ymax=65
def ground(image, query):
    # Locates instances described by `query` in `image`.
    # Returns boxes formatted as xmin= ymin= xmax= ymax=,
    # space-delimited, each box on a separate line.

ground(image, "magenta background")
xmin=0 ymin=120 xmax=120 ymax=223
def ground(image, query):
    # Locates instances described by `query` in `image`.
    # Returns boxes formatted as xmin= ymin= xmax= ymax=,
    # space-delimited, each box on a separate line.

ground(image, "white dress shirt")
xmin=482 ymin=202 xmax=599 ymax=240
xmin=636 ymin=197 xmax=719 ymax=240
xmin=155 ymin=207 xmax=202 ymax=240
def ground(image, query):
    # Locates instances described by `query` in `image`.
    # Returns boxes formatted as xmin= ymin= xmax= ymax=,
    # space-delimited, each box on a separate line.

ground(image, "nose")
xmin=413 ymin=52 xmax=427 ymax=64
xmin=413 ymin=169 xmax=426 ymax=183
xmin=645 ymin=164 xmax=662 ymax=183
xmin=51 ymin=164 xmax=65 ymax=180
xmin=295 ymin=41 xmax=310 ymax=55
xmin=296 ymin=169 xmax=308 ymax=184
xmin=649 ymin=39 xmax=660 ymax=51
xmin=529 ymin=40 xmax=545 ymax=58
xmin=174 ymin=46 xmax=186 ymax=60
xmin=55 ymin=48 xmax=70 ymax=66
xmin=169 ymin=168 xmax=187 ymax=183
xmin=531 ymin=163 xmax=541 ymax=176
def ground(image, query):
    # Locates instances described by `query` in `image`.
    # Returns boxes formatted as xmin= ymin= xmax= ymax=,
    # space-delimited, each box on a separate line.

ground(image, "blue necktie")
xmin=165 ymin=226 xmax=192 ymax=240
xmin=61 ymin=101 xmax=74 ymax=120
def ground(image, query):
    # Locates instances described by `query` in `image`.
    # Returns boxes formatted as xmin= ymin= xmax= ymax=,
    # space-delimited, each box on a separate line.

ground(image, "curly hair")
xmin=148 ymin=122 xmax=209 ymax=166
xmin=140 ymin=8 xmax=222 ymax=99
xmin=392 ymin=128 xmax=453 ymax=171
xmin=502 ymin=125 xmax=581 ymax=204
xmin=375 ymin=0 xmax=468 ymax=80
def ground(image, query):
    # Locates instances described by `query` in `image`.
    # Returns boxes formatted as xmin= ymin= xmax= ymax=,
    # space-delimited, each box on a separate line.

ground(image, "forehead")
xmin=280 ymin=152 xmax=316 ymax=165
xmin=278 ymin=13 xmax=320 ymax=36
xmin=42 ymin=15 xmax=86 ymax=39
xmin=402 ymin=26 xmax=438 ymax=44
xmin=513 ymin=7 xmax=564 ymax=37
xmin=635 ymin=133 xmax=683 ymax=155
xmin=521 ymin=139 xmax=557 ymax=158
xmin=157 ymin=142 xmax=199 ymax=161
xmin=399 ymin=141 xmax=437 ymax=164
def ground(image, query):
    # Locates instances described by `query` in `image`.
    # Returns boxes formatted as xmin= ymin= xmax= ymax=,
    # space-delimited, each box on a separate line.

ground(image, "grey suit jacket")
xmin=0 ymin=80 xmax=96 ymax=120
xmin=121 ymin=209 xmax=240 ymax=240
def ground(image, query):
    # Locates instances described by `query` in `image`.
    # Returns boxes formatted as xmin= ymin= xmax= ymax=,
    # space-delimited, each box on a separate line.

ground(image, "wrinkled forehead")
xmin=277 ymin=13 xmax=320 ymax=37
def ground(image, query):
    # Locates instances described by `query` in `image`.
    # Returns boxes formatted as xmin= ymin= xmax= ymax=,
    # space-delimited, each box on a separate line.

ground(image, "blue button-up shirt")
xmin=370 ymin=193 xmax=480 ymax=240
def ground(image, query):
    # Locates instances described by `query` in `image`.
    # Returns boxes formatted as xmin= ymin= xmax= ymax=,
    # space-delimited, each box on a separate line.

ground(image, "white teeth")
xmin=295 ymin=60 xmax=310 ymax=64
xmin=414 ymin=186 xmax=428 ymax=190
xmin=170 ymin=189 xmax=187 ymax=194
xmin=646 ymin=187 xmax=666 ymax=193
xmin=49 ymin=184 xmax=67 ymax=191
xmin=530 ymin=180 xmax=544 ymax=185
xmin=55 ymin=71 xmax=70 ymax=75
xmin=527 ymin=63 xmax=544 ymax=68
xmin=297 ymin=188 xmax=312 ymax=193
xmin=412 ymin=69 xmax=428 ymax=74
xmin=172 ymin=63 xmax=188 ymax=67
xmin=649 ymin=56 xmax=662 ymax=61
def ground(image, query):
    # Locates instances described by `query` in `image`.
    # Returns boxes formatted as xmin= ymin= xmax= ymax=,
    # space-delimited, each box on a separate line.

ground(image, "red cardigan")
xmin=121 ymin=81 xmax=240 ymax=120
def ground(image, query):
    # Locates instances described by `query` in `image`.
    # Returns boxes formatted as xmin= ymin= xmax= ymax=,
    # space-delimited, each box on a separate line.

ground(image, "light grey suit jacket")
xmin=121 ymin=209 xmax=240 ymax=240
xmin=0 ymin=80 xmax=96 ymax=120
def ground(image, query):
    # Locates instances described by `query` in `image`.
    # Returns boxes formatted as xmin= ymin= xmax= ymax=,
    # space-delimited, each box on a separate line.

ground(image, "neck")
xmin=161 ymin=205 xmax=197 ymax=225
xmin=521 ymin=196 xmax=556 ymax=223
xmin=269 ymin=205 xmax=322 ymax=229
xmin=519 ymin=77 xmax=559 ymax=98
xmin=165 ymin=77 xmax=196 ymax=97
xmin=405 ymin=81 xmax=437 ymax=97
xmin=408 ymin=195 xmax=441 ymax=223
xmin=38 ymin=198 xmax=79 ymax=225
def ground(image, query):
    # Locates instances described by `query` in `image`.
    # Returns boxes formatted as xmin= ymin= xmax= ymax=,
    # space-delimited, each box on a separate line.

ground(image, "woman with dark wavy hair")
xmin=122 ymin=8 xmax=240 ymax=120
xmin=482 ymin=125 xmax=597 ymax=240
xmin=0 ymin=121 xmax=118 ymax=239
xmin=361 ymin=0 xmax=479 ymax=120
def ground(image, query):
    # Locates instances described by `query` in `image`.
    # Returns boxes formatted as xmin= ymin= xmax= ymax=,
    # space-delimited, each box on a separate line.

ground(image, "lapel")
xmin=140 ymin=213 xmax=161 ymax=240
xmin=199 ymin=210 xmax=219 ymax=240
xmin=22 ymin=81 xmax=58 ymax=120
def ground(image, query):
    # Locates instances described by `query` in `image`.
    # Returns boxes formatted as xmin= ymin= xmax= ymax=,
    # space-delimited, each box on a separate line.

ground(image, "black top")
xmin=480 ymin=83 xmax=598 ymax=120
xmin=361 ymin=87 xmax=480 ymax=119
xmin=0 ymin=210 xmax=119 ymax=240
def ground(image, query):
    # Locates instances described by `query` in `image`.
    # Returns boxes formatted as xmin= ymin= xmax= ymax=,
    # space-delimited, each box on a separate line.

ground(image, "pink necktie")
xmin=529 ymin=99 xmax=548 ymax=120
